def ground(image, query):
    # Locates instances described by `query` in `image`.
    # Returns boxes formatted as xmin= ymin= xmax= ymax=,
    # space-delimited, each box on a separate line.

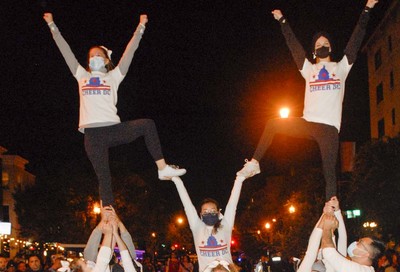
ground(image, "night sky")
xmin=1 ymin=0 xmax=391 ymax=204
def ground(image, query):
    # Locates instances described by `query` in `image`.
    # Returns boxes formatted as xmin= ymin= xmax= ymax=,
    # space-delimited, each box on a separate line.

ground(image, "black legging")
xmin=253 ymin=117 xmax=338 ymax=200
xmin=84 ymin=119 xmax=164 ymax=206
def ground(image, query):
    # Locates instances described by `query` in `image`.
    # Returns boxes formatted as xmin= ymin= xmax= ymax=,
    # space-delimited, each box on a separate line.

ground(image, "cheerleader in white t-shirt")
xmin=237 ymin=0 xmax=379 ymax=200
xmin=43 ymin=12 xmax=186 ymax=206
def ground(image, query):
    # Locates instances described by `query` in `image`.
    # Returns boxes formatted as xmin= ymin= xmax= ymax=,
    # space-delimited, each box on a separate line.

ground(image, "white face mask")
xmin=347 ymin=241 xmax=369 ymax=258
xmin=89 ymin=56 xmax=105 ymax=71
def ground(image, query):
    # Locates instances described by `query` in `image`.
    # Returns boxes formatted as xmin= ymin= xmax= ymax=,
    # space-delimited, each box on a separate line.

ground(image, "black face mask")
xmin=202 ymin=213 xmax=220 ymax=226
xmin=315 ymin=46 xmax=330 ymax=59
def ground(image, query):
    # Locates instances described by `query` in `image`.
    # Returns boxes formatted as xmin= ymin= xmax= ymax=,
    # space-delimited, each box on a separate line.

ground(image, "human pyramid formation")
xmin=42 ymin=0 xmax=385 ymax=271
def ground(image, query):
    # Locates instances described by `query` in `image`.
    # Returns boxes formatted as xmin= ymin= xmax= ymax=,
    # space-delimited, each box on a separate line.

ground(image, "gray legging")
xmin=253 ymin=117 xmax=338 ymax=200
xmin=84 ymin=119 xmax=164 ymax=206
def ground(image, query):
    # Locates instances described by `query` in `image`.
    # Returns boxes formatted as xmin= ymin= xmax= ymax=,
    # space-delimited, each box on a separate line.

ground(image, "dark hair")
xmin=199 ymin=198 xmax=220 ymax=213
xmin=199 ymin=198 xmax=222 ymax=234
xmin=7 ymin=261 xmax=15 ymax=269
xmin=311 ymin=31 xmax=334 ymax=53
xmin=87 ymin=46 xmax=115 ymax=72
xmin=370 ymin=237 xmax=386 ymax=267
xmin=181 ymin=255 xmax=191 ymax=263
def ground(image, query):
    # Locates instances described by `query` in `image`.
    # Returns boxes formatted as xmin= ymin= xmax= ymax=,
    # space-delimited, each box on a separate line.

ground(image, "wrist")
xmin=278 ymin=16 xmax=286 ymax=23
xmin=364 ymin=6 xmax=371 ymax=12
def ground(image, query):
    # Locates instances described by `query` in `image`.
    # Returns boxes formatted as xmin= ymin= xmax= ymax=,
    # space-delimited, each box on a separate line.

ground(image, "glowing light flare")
xmin=176 ymin=217 xmax=184 ymax=225
xmin=93 ymin=205 xmax=101 ymax=214
xmin=363 ymin=221 xmax=378 ymax=228
xmin=279 ymin=107 xmax=290 ymax=118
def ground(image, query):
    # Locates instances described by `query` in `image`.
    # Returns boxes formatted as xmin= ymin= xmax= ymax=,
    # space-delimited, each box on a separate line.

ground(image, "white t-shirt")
xmin=75 ymin=67 xmax=125 ymax=132
xmin=301 ymin=56 xmax=352 ymax=131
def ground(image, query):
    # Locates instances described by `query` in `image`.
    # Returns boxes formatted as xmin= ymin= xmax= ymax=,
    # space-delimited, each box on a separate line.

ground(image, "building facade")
xmin=0 ymin=146 xmax=35 ymax=255
xmin=364 ymin=0 xmax=400 ymax=139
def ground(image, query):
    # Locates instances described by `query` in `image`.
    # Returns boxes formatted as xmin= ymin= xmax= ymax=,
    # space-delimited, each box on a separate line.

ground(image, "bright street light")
xmin=280 ymin=107 xmax=290 ymax=118
xmin=363 ymin=222 xmax=377 ymax=228
xmin=265 ymin=223 xmax=271 ymax=229
xmin=177 ymin=217 xmax=184 ymax=225
xmin=93 ymin=205 xmax=101 ymax=215
xmin=289 ymin=205 xmax=296 ymax=214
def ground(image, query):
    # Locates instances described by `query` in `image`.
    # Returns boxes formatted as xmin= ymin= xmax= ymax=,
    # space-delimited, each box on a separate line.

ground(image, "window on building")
xmin=374 ymin=49 xmax=382 ymax=70
xmin=390 ymin=70 xmax=394 ymax=89
xmin=376 ymin=82 xmax=383 ymax=104
xmin=378 ymin=118 xmax=385 ymax=138
xmin=392 ymin=108 xmax=396 ymax=125
xmin=388 ymin=35 xmax=392 ymax=52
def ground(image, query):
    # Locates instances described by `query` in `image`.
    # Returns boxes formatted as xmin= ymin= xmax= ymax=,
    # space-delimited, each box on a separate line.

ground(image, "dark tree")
xmin=344 ymin=135 xmax=400 ymax=241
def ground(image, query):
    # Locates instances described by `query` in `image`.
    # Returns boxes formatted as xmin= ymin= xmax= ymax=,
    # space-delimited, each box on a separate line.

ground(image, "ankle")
xmin=156 ymin=159 xmax=167 ymax=170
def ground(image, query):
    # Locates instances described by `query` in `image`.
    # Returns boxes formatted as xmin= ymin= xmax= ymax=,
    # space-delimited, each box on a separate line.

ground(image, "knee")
xmin=143 ymin=119 xmax=156 ymax=129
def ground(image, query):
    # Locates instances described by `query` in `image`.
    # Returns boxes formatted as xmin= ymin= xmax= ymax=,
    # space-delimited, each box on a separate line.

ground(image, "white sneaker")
xmin=236 ymin=159 xmax=260 ymax=178
xmin=158 ymin=165 xmax=186 ymax=180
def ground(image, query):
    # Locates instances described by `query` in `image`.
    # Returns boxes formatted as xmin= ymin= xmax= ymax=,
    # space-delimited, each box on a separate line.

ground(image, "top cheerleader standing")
xmin=43 ymin=13 xmax=186 ymax=206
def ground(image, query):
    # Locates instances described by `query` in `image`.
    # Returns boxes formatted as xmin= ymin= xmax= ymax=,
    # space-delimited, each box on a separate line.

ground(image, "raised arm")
xmin=110 ymin=217 xmax=137 ymax=272
xmin=118 ymin=15 xmax=148 ymax=75
xmin=83 ymin=224 xmax=103 ymax=262
xmin=344 ymin=0 xmax=379 ymax=65
xmin=297 ymin=214 xmax=324 ymax=272
xmin=43 ymin=13 xmax=80 ymax=76
xmin=329 ymin=197 xmax=347 ymax=256
xmin=84 ymin=206 xmax=112 ymax=262
xmin=272 ymin=10 xmax=306 ymax=70
xmin=109 ymin=206 xmax=137 ymax=260
xmin=91 ymin=221 xmax=115 ymax=272
xmin=223 ymin=176 xmax=246 ymax=229
xmin=171 ymin=177 xmax=201 ymax=229
xmin=321 ymin=215 xmax=371 ymax=272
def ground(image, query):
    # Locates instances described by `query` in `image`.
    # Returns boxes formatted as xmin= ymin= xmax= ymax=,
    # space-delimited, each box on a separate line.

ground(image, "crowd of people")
xmin=2 ymin=242 xmax=400 ymax=272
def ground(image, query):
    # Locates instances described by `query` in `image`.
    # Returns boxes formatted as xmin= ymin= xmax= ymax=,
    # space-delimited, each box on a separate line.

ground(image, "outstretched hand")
xmin=271 ymin=10 xmax=283 ymax=21
xmin=140 ymin=14 xmax=148 ymax=26
xmin=101 ymin=221 xmax=113 ymax=235
xmin=100 ymin=203 xmax=113 ymax=223
xmin=43 ymin=13 xmax=53 ymax=24
xmin=366 ymin=0 xmax=378 ymax=9
xmin=323 ymin=202 xmax=335 ymax=216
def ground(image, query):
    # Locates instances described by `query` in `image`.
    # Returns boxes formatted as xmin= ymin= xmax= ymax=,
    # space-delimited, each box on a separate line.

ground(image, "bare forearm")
xmin=115 ymin=233 xmax=128 ymax=251
xmin=321 ymin=228 xmax=335 ymax=249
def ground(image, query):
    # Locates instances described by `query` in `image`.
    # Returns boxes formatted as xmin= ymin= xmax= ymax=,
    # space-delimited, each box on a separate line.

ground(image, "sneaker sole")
xmin=159 ymin=171 xmax=187 ymax=180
